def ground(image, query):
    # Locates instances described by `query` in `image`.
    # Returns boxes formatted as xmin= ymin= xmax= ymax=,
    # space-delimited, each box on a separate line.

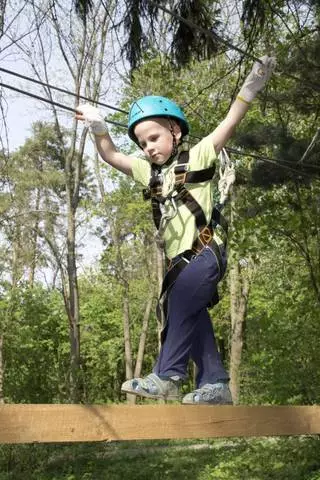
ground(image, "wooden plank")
xmin=0 ymin=404 xmax=319 ymax=444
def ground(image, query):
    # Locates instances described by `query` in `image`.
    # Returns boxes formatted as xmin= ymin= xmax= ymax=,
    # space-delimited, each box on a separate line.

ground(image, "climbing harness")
xmin=143 ymin=147 xmax=235 ymax=326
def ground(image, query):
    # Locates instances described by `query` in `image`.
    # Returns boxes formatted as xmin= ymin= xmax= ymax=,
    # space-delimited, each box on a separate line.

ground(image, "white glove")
xmin=237 ymin=55 xmax=276 ymax=103
xmin=76 ymin=104 xmax=108 ymax=136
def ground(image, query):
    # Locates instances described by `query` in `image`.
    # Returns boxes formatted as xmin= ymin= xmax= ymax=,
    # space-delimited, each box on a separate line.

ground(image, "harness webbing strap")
xmin=143 ymin=153 xmax=216 ymax=198
xmin=212 ymin=207 xmax=228 ymax=235
xmin=175 ymin=166 xmax=216 ymax=185
xmin=160 ymin=256 xmax=190 ymax=300
xmin=146 ymin=165 xmax=215 ymax=199
xmin=151 ymin=198 xmax=162 ymax=229
xmin=175 ymin=185 xmax=208 ymax=230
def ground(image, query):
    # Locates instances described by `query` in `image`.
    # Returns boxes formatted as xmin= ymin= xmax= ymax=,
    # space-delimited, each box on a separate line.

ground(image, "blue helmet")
xmin=128 ymin=95 xmax=189 ymax=143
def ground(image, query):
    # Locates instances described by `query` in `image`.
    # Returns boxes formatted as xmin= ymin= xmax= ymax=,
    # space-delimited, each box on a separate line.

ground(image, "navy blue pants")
xmin=154 ymin=245 xmax=229 ymax=388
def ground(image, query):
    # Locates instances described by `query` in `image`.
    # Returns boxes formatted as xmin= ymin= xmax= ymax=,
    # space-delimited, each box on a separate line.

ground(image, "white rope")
xmin=218 ymin=148 xmax=236 ymax=205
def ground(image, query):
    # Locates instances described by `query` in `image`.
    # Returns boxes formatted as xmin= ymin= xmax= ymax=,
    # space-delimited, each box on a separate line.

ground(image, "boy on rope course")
xmin=76 ymin=55 xmax=275 ymax=405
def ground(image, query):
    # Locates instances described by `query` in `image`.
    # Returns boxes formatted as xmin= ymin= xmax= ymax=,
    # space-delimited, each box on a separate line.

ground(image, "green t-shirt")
xmin=131 ymin=133 xmax=218 ymax=259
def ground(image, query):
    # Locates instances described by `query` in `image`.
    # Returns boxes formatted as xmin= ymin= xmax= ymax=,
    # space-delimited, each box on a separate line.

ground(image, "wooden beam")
xmin=0 ymin=404 xmax=320 ymax=444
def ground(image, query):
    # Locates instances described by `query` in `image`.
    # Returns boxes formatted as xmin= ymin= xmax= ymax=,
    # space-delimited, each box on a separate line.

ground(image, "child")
xmin=76 ymin=56 xmax=275 ymax=404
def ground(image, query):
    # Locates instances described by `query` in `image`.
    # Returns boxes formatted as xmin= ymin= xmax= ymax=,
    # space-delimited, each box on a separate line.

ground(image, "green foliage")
xmin=198 ymin=437 xmax=320 ymax=480
xmin=0 ymin=122 xmax=66 ymax=280
xmin=230 ymin=180 xmax=320 ymax=404
xmin=0 ymin=437 xmax=319 ymax=479
xmin=79 ymin=274 xmax=125 ymax=403
xmin=242 ymin=249 xmax=320 ymax=405
xmin=0 ymin=284 xmax=69 ymax=403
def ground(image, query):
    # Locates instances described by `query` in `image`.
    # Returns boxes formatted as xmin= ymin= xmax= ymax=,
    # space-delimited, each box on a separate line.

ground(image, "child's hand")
xmin=75 ymin=104 xmax=108 ymax=136
xmin=237 ymin=55 xmax=276 ymax=103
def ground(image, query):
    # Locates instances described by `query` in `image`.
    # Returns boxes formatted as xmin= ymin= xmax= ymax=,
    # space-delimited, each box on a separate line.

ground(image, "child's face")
xmin=134 ymin=118 xmax=182 ymax=166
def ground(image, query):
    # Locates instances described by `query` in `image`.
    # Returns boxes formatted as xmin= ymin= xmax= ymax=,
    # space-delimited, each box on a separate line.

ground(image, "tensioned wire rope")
xmin=0 ymin=80 xmax=126 ymax=129
xmin=0 ymin=67 xmax=127 ymax=114
xmin=0 ymin=70 xmax=319 ymax=179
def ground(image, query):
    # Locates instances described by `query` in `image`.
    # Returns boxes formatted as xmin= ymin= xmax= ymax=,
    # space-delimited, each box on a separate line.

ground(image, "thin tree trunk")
xmin=122 ymin=283 xmax=135 ymax=403
xmin=123 ymin=289 xmax=155 ymax=405
xmin=66 ymin=205 xmax=81 ymax=403
xmin=134 ymin=289 xmax=154 ymax=378
xmin=28 ymin=188 xmax=41 ymax=287
xmin=0 ymin=334 xmax=4 ymax=403
xmin=0 ymin=0 xmax=7 ymax=38
xmin=11 ymin=225 xmax=23 ymax=287
xmin=228 ymin=189 xmax=250 ymax=404
xmin=155 ymin=243 xmax=164 ymax=351
xmin=229 ymin=259 xmax=249 ymax=404
xmin=123 ymin=284 xmax=133 ymax=380
xmin=294 ymin=182 xmax=320 ymax=304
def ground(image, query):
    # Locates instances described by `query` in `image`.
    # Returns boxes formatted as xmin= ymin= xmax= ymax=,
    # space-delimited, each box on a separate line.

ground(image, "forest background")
xmin=0 ymin=1 xmax=320 ymax=479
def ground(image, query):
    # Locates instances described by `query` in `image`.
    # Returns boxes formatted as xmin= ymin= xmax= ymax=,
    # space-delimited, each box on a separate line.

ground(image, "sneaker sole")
xmin=121 ymin=386 xmax=180 ymax=401
xmin=182 ymin=399 xmax=233 ymax=405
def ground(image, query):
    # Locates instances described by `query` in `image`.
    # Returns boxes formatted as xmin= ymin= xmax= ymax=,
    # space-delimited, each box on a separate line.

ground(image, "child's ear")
xmin=173 ymin=121 xmax=182 ymax=141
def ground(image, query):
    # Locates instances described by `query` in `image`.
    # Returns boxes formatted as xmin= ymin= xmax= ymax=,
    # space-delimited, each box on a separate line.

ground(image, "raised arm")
xmin=75 ymin=104 xmax=133 ymax=177
xmin=211 ymin=55 xmax=276 ymax=154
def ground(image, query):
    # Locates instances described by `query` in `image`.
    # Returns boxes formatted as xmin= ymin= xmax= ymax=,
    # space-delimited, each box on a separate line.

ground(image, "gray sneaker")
xmin=182 ymin=382 xmax=233 ymax=405
xmin=121 ymin=373 xmax=181 ymax=400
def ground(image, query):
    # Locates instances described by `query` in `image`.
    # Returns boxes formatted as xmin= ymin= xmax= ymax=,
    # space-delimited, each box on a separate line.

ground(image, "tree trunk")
xmin=0 ymin=334 xmax=4 ymax=403
xmin=0 ymin=0 xmax=7 ymax=38
xmin=123 ymin=284 xmax=133 ymax=380
xmin=293 ymin=182 xmax=320 ymax=305
xmin=134 ymin=290 xmax=154 ymax=379
xmin=121 ymin=289 xmax=155 ymax=405
xmin=155 ymin=243 xmax=164 ymax=351
xmin=11 ymin=224 xmax=23 ymax=287
xmin=28 ymin=188 xmax=41 ymax=287
xmin=228 ymin=188 xmax=250 ymax=405
xmin=122 ymin=283 xmax=136 ymax=403
xmin=66 ymin=198 xmax=81 ymax=402
xmin=229 ymin=259 xmax=249 ymax=404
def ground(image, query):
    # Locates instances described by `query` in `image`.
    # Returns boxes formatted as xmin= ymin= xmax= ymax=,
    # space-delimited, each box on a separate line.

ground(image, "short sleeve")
xmin=131 ymin=156 xmax=151 ymax=187
xmin=188 ymin=133 xmax=217 ymax=170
